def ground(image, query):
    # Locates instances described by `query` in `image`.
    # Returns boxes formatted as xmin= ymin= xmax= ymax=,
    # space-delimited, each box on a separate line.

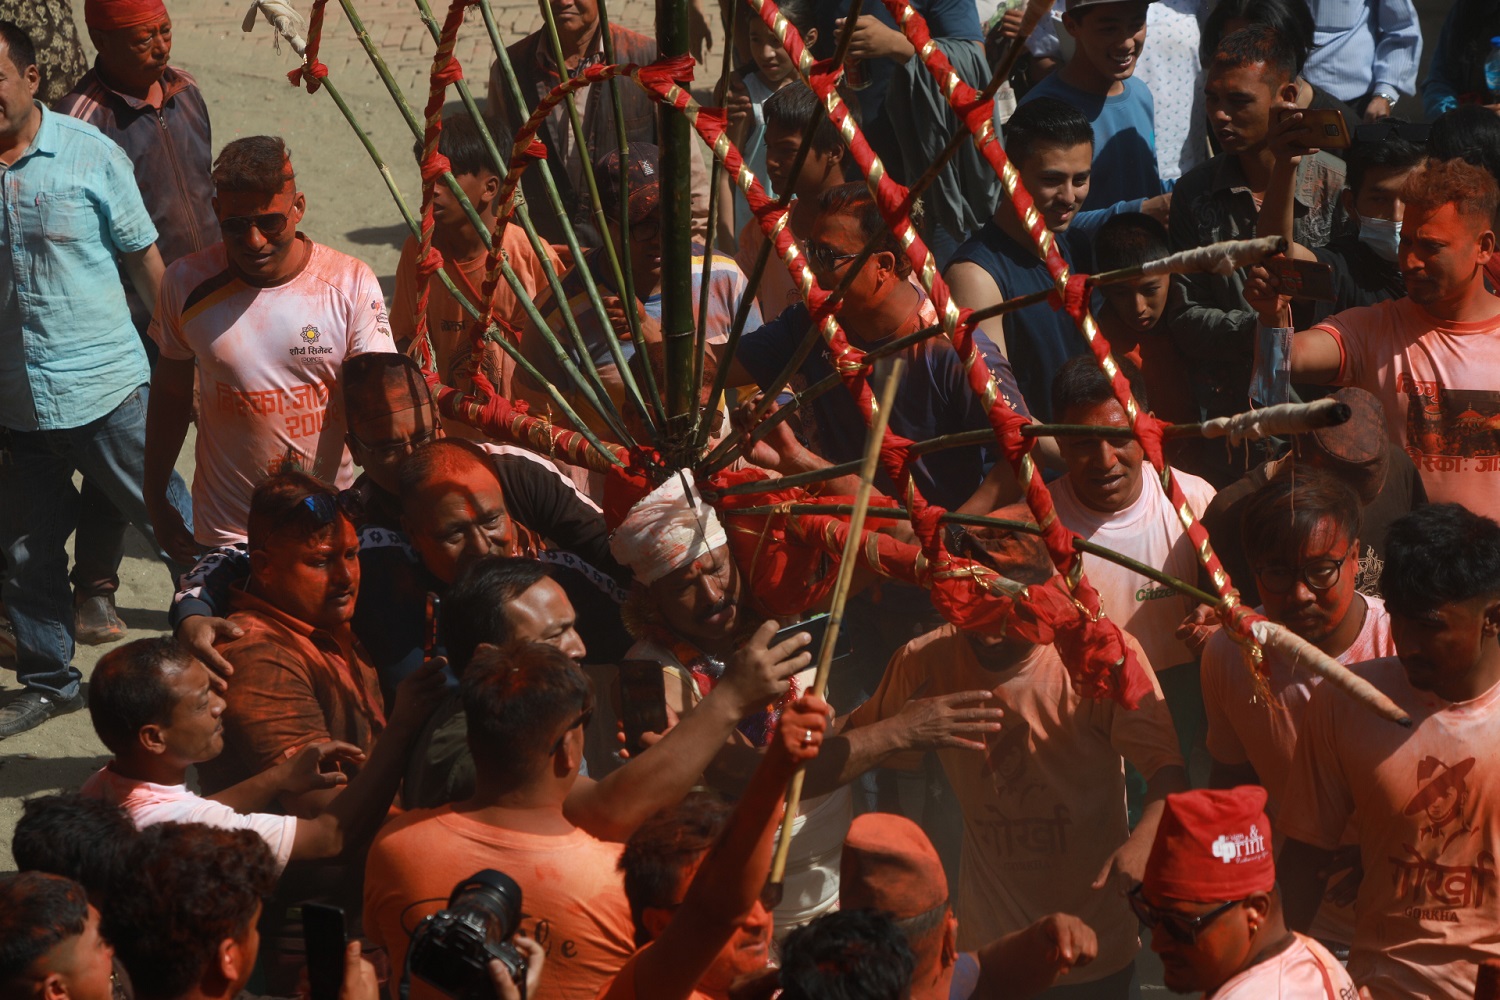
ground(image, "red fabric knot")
xmin=420 ymin=151 xmax=452 ymax=183
xmin=1046 ymin=272 xmax=1090 ymax=317
xmin=1132 ymin=412 xmax=1168 ymax=465
xmin=808 ymin=60 xmax=842 ymax=95
xmin=995 ymin=407 xmax=1034 ymax=462
xmin=520 ymin=138 xmax=548 ymax=161
xmin=416 ymin=246 xmax=444 ymax=279
xmin=637 ymin=54 xmax=696 ymax=89
xmin=432 ymin=56 xmax=465 ymax=88
xmin=287 ymin=60 xmax=328 ymax=93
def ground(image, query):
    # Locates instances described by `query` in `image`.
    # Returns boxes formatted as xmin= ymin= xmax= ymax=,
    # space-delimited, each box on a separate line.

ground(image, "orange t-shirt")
xmin=392 ymin=230 xmax=561 ymax=421
xmin=847 ymin=627 xmax=1182 ymax=985
xmin=1208 ymin=933 xmax=1356 ymax=999
xmin=593 ymin=945 xmax=715 ymax=1000
xmin=1320 ymin=296 xmax=1500 ymax=520
xmin=1280 ymin=658 xmax=1500 ymax=999
xmin=364 ymin=806 xmax=636 ymax=1000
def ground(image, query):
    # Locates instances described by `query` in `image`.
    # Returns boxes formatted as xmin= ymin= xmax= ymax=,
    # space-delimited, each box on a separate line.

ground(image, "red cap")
xmin=85 ymin=0 xmax=169 ymax=31
xmin=1142 ymin=787 xmax=1275 ymax=904
xmin=839 ymin=813 xmax=949 ymax=917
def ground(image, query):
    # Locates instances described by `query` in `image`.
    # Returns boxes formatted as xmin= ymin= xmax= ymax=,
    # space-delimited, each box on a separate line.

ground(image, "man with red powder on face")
xmin=1134 ymin=786 xmax=1356 ymax=998
xmin=1247 ymin=155 xmax=1500 ymax=522
xmin=143 ymin=135 xmax=396 ymax=562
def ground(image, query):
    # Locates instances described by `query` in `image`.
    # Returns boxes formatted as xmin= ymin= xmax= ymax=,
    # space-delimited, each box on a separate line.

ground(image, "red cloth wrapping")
xmin=1142 ymin=787 xmax=1276 ymax=903
xmin=84 ymin=0 xmax=167 ymax=30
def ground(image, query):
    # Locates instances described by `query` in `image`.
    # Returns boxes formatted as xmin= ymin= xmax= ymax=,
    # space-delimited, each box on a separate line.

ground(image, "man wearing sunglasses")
xmin=1136 ymin=786 xmax=1355 ymax=998
xmin=144 ymin=135 xmax=396 ymax=564
xmin=1200 ymin=471 xmax=1393 ymax=953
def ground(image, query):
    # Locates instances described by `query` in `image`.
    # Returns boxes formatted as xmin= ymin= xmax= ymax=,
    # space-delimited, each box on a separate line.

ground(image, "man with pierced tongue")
xmin=1136 ymin=786 xmax=1355 ymax=998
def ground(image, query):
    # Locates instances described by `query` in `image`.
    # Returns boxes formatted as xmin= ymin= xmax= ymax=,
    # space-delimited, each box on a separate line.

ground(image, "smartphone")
xmin=618 ymin=659 xmax=669 ymax=756
xmin=1278 ymin=106 xmax=1351 ymax=149
xmin=425 ymin=593 xmax=441 ymax=659
xmin=772 ymin=613 xmax=853 ymax=660
xmin=302 ymin=903 xmax=346 ymax=1000
xmin=1265 ymin=256 xmax=1337 ymax=302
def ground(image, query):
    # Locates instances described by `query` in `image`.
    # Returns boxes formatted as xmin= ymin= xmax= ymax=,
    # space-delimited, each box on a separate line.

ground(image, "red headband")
xmin=85 ymin=0 xmax=169 ymax=31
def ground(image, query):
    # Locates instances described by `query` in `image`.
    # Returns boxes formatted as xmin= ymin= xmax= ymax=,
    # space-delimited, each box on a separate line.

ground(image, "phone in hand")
xmin=618 ymin=659 xmax=669 ymax=756
xmin=302 ymin=903 xmax=346 ymax=1000
xmin=1264 ymin=256 xmax=1337 ymax=302
xmin=771 ymin=613 xmax=853 ymax=661
xmin=425 ymin=593 xmax=441 ymax=659
xmin=1278 ymin=106 xmax=1351 ymax=149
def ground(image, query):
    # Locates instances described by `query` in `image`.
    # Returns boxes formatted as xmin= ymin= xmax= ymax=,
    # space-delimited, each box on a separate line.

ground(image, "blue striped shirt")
xmin=1302 ymin=0 xmax=1422 ymax=102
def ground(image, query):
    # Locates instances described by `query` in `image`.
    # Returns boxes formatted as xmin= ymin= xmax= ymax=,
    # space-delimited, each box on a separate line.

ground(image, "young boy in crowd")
xmin=735 ymin=82 xmax=849 ymax=318
xmin=1018 ymin=0 xmax=1169 ymax=234
xmin=1092 ymin=213 xmax=1195 ymax=425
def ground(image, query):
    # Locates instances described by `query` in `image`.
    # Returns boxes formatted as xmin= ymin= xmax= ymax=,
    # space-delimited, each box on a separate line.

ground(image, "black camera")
xmin=407 ymin=870 xmax=528 ymax=999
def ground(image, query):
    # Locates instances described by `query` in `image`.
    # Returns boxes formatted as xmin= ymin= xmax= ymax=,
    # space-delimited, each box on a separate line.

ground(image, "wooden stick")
xmin=1249 ymin=620 xmax=1411 ymax=727
xmin=768 ymin=359 xmax=905 ymax=888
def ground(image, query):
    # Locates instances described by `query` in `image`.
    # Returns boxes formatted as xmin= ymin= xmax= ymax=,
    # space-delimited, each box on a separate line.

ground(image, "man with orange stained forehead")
xmin=843 ymin=504 xmax=1187 ymax=998
xmin=1134 ymin=787 xmax=1356 ymax=998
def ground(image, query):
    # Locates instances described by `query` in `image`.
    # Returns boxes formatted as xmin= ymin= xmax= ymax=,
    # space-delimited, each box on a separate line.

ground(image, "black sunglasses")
xmin=300 ymin=490 xmax=364 ymax=528
xmin=1352 ymin=121 xmax=1430 ymax=146
xmin=804 ymin=240 xmax=862 ymax=273
xmin=1128 ymin=885 xmax=1246 ymax=945
xmin=221 ymin=211 xmax=292 ymax=238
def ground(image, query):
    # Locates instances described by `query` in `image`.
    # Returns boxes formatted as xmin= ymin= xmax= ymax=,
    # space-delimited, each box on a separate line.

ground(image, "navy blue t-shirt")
xmin=948 ymin=222 xmax=1091 ymax=422
xmin=737 ymin=295 xmax=1026 ymax=511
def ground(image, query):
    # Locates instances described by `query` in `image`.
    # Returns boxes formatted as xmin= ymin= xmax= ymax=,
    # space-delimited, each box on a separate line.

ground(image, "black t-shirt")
xmin=1309 ymin=232 xmax=1405 ymax=321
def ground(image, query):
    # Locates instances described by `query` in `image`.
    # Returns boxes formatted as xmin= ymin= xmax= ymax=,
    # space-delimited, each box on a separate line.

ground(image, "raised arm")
xmin=1256 ymin=108 xmax=1320 ymax=262
xmin=614 ymin=695 xmax=830 ymax=1000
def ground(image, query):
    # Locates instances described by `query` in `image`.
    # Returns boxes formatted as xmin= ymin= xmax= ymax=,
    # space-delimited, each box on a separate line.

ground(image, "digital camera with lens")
xmin=406 ymin=870 xmax=528 ymax=999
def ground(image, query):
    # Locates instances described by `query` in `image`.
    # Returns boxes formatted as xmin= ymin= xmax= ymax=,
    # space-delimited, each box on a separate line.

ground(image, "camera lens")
xmin=451 ymin=870 xmax=524 ymax=944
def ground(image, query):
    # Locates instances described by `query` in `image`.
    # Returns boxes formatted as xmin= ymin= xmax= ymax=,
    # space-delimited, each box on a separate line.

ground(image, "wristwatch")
xmin=1372 ymin=88 xmax=1399 ymax=109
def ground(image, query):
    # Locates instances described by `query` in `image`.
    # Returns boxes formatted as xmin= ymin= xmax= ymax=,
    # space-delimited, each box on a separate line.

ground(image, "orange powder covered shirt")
xmin=196 ymin=587 xmax=385 ymax=795
xmin=1280 ymin=658 xmax=1500 ymax=999
xmin=365 ymin=806 xmax=636 ymax=1000
xmin=847 ymin=627 xmax=1182 ymax=986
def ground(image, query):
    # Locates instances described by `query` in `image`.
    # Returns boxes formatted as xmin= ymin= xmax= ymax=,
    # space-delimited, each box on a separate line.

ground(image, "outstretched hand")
xmin=1029 ymin=913 xmax=1098 ymax=977
xmin=1243 ymin=263 xmax=1293 ymax=327
xmin=897 ymin=690 xmax=1004 ymax=752
xmin=281 ymin=740 xmax=368 ymax=796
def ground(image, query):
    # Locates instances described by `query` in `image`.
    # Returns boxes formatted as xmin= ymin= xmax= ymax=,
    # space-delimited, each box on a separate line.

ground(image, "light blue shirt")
xmin=1302 ymin=0 xmax=1422 ymax=103
xmin=0 ymin=103 xmax=157 ymax=431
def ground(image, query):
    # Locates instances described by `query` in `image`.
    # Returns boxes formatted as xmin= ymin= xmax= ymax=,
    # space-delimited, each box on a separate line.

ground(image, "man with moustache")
xmin=1247 ymin=156 xmax=1500 ymax=520
xmin=1200 ymin=471 xmax=1393 ymax=950
xmin=1278 ymin=503 xmax=1500 ymax=999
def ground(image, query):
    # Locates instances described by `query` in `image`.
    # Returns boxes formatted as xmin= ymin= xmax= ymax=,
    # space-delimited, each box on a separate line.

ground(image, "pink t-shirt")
xmin=80 ymin=764 xmax=297 ymax=874
xmin=1280 ymin=658 xmax=1500 ymax=999
xmin=151 ymin=239 xmax=396 ymax=545
xmin=848 ymin=628 xmax=1183 ymax=985
xmin=1209 ymin=934 xmax=1357 ymax=999
xmin=1051 ymin=469 xmax=1217 ymax=673
xmin=1320 ymin=296 xmax=1500 ymax=520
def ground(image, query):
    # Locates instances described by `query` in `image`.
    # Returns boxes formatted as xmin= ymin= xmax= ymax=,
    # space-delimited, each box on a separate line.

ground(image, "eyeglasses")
xmin=349 ymin=426 xmax=435 ymax=462
xmin=220 ymin=211 xmax=292 ymax=239
xmin=804 ymin=240 xmax=862 ymax=273
xmin=1128 ymin=885 xmax=1246 ymax=945
xmin=1252 ymin=548 xmax=1351 ymax=595
xmin=1352 ymin=121 xmax=1430 ymax=146
xmin=551 ymin=707 xmax=594 ymax=754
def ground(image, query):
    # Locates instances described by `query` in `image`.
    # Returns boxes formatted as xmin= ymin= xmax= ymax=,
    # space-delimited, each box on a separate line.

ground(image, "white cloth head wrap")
xmin=610 ymin=470 xmax=728 ymax=585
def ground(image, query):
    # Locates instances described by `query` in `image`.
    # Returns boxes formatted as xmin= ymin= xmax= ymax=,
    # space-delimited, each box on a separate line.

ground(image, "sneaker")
xmin=0 ymin=689 xmax=83 ymax=739
xmin=75 ymin=594 xmax=126 ymax=646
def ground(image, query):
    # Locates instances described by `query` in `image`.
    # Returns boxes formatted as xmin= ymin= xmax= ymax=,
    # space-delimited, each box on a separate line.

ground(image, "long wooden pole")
xmin=658 ymin=0 xmax=696 ymax=445
xmin=768 ymin=360 xmax=906 ymax=888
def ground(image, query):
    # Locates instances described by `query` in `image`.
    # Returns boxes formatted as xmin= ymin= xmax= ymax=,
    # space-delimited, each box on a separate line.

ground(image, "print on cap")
xmin=1211 ymin=824 xmax=1267 ymax=865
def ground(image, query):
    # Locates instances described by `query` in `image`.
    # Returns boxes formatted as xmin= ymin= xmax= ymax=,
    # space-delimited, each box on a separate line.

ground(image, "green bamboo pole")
xmin=476 ymin=0 xmax=661 ymax=434
xmin=408 ymin=0 xmax=636 ymax=444
xmin=306 ymin=67 xmax=621 ymax=464
xmin=536 ymin=0 xmax=670 ymax=429
xmin=334 ymin=0 xmax=631 ymax=444
xmin=690 ymin=0 xmax=866 ymax=462
xmin=656 ymin=0 xmax=696 ymax=438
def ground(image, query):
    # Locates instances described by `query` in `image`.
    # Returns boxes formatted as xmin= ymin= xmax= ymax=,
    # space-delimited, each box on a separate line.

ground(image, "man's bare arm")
xmin=144 ymin=357 xmax=200 ymax=565
xmin=122 ymin=244 xmax=165 ymax=317
xmin=1278 ymin=838 xmax=1337 ymax=932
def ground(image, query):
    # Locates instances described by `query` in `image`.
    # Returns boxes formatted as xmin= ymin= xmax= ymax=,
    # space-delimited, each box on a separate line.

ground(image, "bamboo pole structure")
xmin=768 ymin=360 xmax=906 ymax=890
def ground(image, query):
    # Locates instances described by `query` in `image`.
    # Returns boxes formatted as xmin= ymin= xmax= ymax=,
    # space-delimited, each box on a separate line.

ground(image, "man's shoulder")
xmin=53 ymin=70 xmax=110 ymax=121
xmin=1173 ymin=154 xmax=1226 ymax=199
xmin=303 ymin=241 xmax=380 ymax=292
xmin=164 ymin=244 xmax=232 ymax=294
xmin=610 ymin=23 xmax=658 ymax=59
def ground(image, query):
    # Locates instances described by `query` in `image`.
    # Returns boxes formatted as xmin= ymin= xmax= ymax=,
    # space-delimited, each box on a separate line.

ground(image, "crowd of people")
xmin=4 ymin=0 xmax=1500 ymax=998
